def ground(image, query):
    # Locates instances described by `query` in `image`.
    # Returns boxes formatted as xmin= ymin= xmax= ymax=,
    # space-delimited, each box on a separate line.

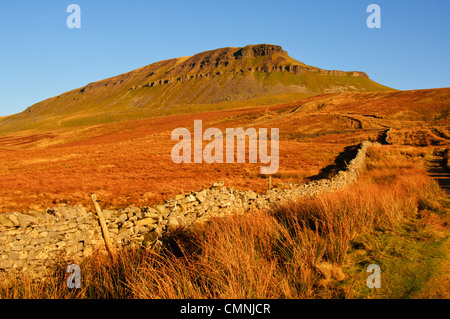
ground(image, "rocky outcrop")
xmin=233 ymin=44 xmax=285 ymax=59
xmin=136 ymin=44 xmax=368 ymax=89
xmin=135 ymin=44 xmax=368 ymax=89
xmin=0 ymin=141 xmax=373 ymax=278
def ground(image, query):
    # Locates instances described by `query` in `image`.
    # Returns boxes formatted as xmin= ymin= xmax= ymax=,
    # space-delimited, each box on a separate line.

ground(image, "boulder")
xmin=144 ymin=212 xmax=160 ymax=220
xmin=46 ymin=208 xmax=62 ymax=219
xmin=102 ymin=209 xmax=116 ymax=220
xmin=136 ymin=226 xmax=151 ymax=234
xmin=5 ymin=213 xmax=20 ymax=227
xmin=212 ymin=181 xmax=224 ymax=189
xmin=167 ymin=216 xmax=180 ymax=231
xmin=184 ymin=194 xmax=196 ymax=202
xmin=143 ymin=228 xmax=160 ymax=244
xmin=154 ymin=205 xmax=168 ymax=217
xmin=174 ymin=194 xmax=185 ymax=201
xmin=118 ymin=213 xmax=128 ymax=223
xmin=0 ymin=214 xmax=15 ymax=228
xmin=136 ymin=218 xmax=156 ymax=227
xmin=123 ymin=207 xmax=141 ymax=218
xmin=195 ymin=190 xmax=208 ymax=203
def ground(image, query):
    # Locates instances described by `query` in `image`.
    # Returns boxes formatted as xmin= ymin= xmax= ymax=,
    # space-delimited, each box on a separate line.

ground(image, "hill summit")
xmin=0 ymin=44 xmax=392 ymax=133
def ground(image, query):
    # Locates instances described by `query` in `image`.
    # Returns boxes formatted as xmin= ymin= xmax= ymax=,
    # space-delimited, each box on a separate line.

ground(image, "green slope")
xmin=0 ymin=44 xmax=393 ymax=134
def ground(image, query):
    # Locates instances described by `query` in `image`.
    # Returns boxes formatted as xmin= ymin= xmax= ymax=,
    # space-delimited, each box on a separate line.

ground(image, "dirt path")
xmin=427 ymin=150 xmax=450 ymax=197
xmin=416 ymin=148 xmax=450 ymax=298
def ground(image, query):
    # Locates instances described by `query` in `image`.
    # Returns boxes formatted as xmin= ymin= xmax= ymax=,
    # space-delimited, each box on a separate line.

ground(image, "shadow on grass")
xmin=306 ymin=144 xmax=360 ymax=181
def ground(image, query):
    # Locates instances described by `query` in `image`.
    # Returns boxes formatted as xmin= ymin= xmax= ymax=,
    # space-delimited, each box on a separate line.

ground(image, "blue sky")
xmin=0 ymin=0 xmax=449 ymax=116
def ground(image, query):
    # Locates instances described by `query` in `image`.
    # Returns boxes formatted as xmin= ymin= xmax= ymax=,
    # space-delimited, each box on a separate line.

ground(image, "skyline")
xmin=1 ymin=0 xmax=449 ymax=117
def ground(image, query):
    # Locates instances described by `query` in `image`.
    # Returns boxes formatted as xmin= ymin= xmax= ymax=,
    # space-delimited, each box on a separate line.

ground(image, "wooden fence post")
xmin=91 ymin=193 xmax=116 ymax=259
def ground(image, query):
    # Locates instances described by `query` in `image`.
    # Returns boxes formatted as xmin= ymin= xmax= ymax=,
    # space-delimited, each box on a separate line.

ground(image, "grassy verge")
xmin=1 ymin=145 xmax=448 ymax=299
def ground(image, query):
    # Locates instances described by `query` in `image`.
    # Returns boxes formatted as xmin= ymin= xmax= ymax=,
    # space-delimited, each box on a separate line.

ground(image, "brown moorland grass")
xmin=1 ymin=88 xmax=448 ymax=214
xmin=445 ymin=147 xmax=450 ymax=169
xmin=0 ymin=101 xmax=372 ymax=213
xmin=2 ymin=144 xmax=448 ymax=299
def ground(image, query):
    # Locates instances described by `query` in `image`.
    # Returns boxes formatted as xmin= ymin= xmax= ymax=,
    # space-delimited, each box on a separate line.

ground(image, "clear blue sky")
xmin=1 ymin=0 xmax=449 ymax=116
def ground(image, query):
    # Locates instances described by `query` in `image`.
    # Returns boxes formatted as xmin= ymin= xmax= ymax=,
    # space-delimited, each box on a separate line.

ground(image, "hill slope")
xmin=0 ymin=44 xmax=392 ymax=133
xmin=0 ymin=87 xmax=448 ymax=212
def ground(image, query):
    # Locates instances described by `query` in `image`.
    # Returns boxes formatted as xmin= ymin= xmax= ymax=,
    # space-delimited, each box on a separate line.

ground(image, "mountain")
xmin=0 ymin=44 xmax=392 ymax=133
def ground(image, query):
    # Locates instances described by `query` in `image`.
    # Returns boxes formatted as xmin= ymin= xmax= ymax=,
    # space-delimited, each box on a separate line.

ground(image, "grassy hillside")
xmin=0 ymin=44 xmax=392 ymax=134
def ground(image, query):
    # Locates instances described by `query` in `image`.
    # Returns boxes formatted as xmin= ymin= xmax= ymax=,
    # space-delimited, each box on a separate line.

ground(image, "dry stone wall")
xmin=0 ymin=141 xmax=373 ymax=278
xmin=0 ymin=204 xmax=104 ymax=277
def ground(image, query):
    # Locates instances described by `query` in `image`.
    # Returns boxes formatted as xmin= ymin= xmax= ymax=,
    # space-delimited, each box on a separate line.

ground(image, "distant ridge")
xmin=0 ymin=44 xmax=392 ymax=133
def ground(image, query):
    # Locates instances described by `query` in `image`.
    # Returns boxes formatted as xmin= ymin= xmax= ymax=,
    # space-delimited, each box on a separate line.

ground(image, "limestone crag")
xmin=0 ymin=141 xmax=374 ymax=278
xmin=132 ymin=44 xmax=368 ymax=89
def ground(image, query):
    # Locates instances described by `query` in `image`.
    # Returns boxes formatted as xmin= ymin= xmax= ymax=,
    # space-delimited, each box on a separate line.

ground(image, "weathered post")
xmin=91 ymin=193 xmax=116 ymax=259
